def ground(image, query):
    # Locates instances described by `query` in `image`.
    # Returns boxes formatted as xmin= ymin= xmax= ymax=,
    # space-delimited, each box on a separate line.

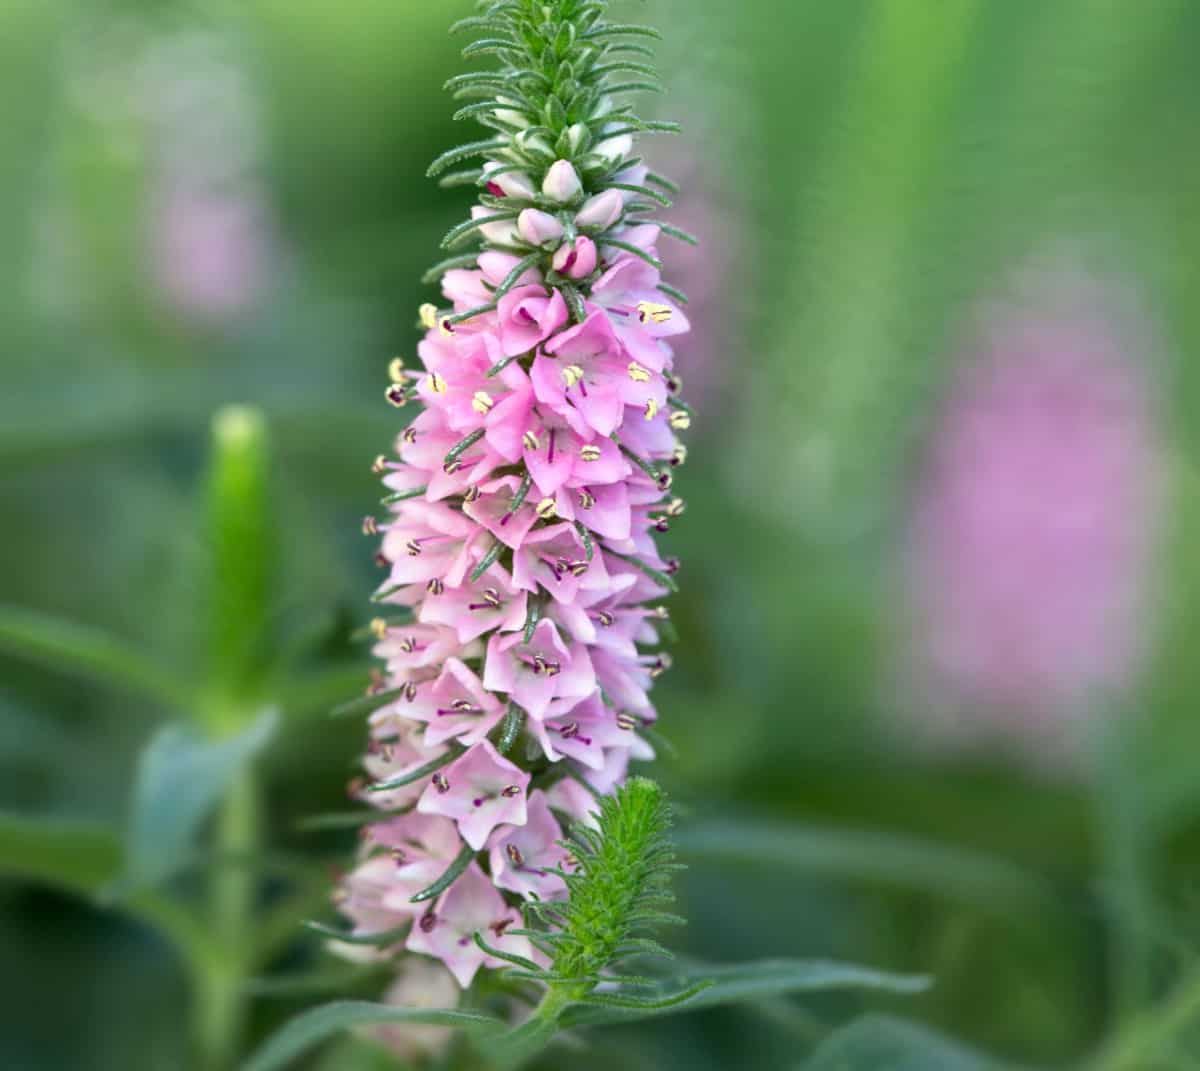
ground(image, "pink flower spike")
xmin=416 ymin=741 xmax=531 ymax=850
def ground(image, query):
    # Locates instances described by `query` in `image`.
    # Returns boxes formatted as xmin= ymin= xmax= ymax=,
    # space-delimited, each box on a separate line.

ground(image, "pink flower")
xmin=542 ymin=159 xmax=582 ymax=203
xmin=487 ymin=790 xmax=570 ymax=900
xmin=902 ymin=267 xmax=1161 ymax=763
xmin=405 ymin=863 xmax=539 ymax=986
xmin=552 ymin=236 xmax=598 ymax=280
xmin=482 ymin=619 xmax=596 ymax=720
xmin=416 ymin=740 xmax=531 ymax=850
xmin=498 ymin=285 xmax=569 ymax=357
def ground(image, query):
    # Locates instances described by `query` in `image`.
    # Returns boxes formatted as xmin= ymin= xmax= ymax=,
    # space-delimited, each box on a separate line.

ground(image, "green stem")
xmin=1095 ymin=966 xmax=1200 ymax=1070
xmin=196 ymin=766 xmax=261 ymax=1071
xmin=491 ymin=983 xmax=585 ymax=1070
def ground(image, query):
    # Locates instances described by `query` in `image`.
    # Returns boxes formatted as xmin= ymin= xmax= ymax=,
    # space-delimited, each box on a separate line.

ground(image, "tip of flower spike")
xmin=212 ymin=404 xmax=265 ymax=448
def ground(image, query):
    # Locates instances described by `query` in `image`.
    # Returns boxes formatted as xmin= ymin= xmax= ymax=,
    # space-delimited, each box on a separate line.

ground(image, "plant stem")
xmin=196 ymin=766 xmax=261 ymax=1071
xmin=491 ymin=983 xmax=584 ymax=1070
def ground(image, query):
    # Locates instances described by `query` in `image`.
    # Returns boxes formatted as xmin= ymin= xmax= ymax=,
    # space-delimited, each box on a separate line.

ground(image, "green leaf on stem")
xmin=561 ymin=960 xmax=930 ymax=1027
xmin=0 ymin=605 xmax=192 ymax=711
xmin=117 ymin=708 xmax=278 ymax=892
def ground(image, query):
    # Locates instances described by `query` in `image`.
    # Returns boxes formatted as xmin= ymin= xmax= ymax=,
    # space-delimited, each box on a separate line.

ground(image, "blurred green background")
xmin=5 ymin=0 xmax=1200 ymax=1067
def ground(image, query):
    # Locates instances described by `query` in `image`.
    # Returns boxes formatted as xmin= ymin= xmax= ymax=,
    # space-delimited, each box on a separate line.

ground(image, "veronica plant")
xmin=327 ymin=0 xmax=693 ymax=1001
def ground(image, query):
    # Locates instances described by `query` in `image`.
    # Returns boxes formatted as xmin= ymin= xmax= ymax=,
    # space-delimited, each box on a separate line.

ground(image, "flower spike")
xmin=331 ymin=0 xmax=695 ymax=1013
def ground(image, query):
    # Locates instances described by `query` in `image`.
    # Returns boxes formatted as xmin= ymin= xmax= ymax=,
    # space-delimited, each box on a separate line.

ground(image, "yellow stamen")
xmin=387 ymin=357 xmax=406 ymax=382
xmin=579 ymin=444 xmax=601 ymax=462
xmin=471 ymin=390 xmax=494 ymax=415
xmin=428 ymin=372 xmax=448 ymax=395
xmin=419 ymin=303 xmax=439 ymax=330
xmin=627 ymin=361 xmax=651 ymax=383
xmin=578 ymin=489 xmax=595 ymax=509
xmin=562 ymin=364 xmax=585 ymax=389
xmin=536 ymin=497 xmax=557 ymax=520
xmin=644 ymin=398 xmax=659 ymax=421
xmin=370 ymin=617 xmax=388 ymax=640
xmin=523 ymin=430 xmax=541 ymax=451
xmin=636 ymin=300 xmax=673 ymax=325
xmin=669 ymin=409 xmax=691 ymax=430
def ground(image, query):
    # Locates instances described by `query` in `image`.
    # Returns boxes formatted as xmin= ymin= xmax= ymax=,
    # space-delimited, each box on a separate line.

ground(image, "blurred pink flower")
xmin=139 ymin=30 xmax=277 ymax=324
xmin=903 ymin=268 xmax=1162 ymax=762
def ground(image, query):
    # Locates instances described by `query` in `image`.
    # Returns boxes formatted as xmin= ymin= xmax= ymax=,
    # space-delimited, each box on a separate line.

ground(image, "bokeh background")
xmin=5 ymin=0 xmax=1200 ymax=1068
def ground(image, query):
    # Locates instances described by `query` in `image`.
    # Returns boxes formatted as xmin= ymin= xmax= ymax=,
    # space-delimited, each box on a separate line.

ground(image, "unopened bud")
xmin=542 ymin=159 xmax=582 ymax=203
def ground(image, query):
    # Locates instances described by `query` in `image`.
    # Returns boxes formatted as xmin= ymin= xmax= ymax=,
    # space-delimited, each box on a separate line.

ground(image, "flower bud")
xmin=565 ymin=122 xmax=591 ymax=155
xmin=517 ymin=208 xmax=565 ymax=246
xmin=575 ymin=189 xmax=623 ymax=230
xmin=471 ymin=205 xmax=520 ymax=245
xmin=542 ymin=159 xmax=583 ymax=203
xmin=593 ymin=134 xmax=633 ymax=165
xmin=483 ymin=164 xmax=536 ymax=200
xmin=552 ymin=235 xmax=598 ymax=279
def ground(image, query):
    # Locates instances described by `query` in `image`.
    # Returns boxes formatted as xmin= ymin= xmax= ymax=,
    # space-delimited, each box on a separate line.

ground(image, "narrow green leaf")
xmin=496 ymin=703 xmax=526 ymax=754
xmin=573 ymin=521 xmax=594 ymax=562
xmin=445 ymin=428 xmax=486 ymax=469
xmin=382 ymin=486 xmax=428 ymax=504
xmin=427 ymin=138 xmax=507 ymax=179
xmin=522 ymin=598 xmax=542 ymax=644
xmin=438 ymin=168 xmax=486 ymax=189
xmin=657 ymin=282 xmax=690 ymax=306
xmin=656 ymin=222 xmax=699 ymax=246
xmin=422 ymin=254 xmax=480 ymax=285
xmin=243 ymin=1001 xmax=503 ymax=1071
xmin=120 ymin=709 xmax=278 ymax=891
xmin=598 ymin=238 xmax=662 ymax=272
xmin=605 ymin=550 xmax=678 ymax=593
xmin=446 ymin=301 xmax=499 ymax=326
xmin=470 ymin=538 xmax=505 ymax=583
xmin=606 ymin=181 xmax=671 ymax=207
xmin=410 ymin=842 xmax=475 ymax=904
xmin=442 ymin=213 xmax=516 ymax=250
xmin=562 ymin=960 xmax=930 ymax=1027
xmin=645 ymin=170 xmax=679 ymax=194
xmin=605 ymin=80 xmax=665 ymax=97
xmin=0 ymin=605 xmax=192 ymax=711
xmin=367 ymin=748 xmax=462 ymax=793
xmin=472 ymin=930 xmax=543 ymax=971
xmin=494 ymin=252 xmax=545 ymax=300
xmin=558 ymin=279 xmax=587 ymax=322
xmin=584 ymin=23 xmax=663 ymax=41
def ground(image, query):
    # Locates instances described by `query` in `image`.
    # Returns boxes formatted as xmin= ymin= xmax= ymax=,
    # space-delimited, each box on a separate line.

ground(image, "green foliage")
xmin=543 ymin=776 xmax=680 ymax=987
xmin=119 ymin=709 xmax=278 ymax=892
xmin=0 ymin=605 xmax=193 ymax=711
xmin=423 ymin=0 xmax=685 ymax=297
xmin=801 ymin=1015 xmax=999 ymax=1071
xmin=204 ymin=406 xmax=275 ymax=721
xmin=560 ymin=960 xmax=931 ymax=1028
